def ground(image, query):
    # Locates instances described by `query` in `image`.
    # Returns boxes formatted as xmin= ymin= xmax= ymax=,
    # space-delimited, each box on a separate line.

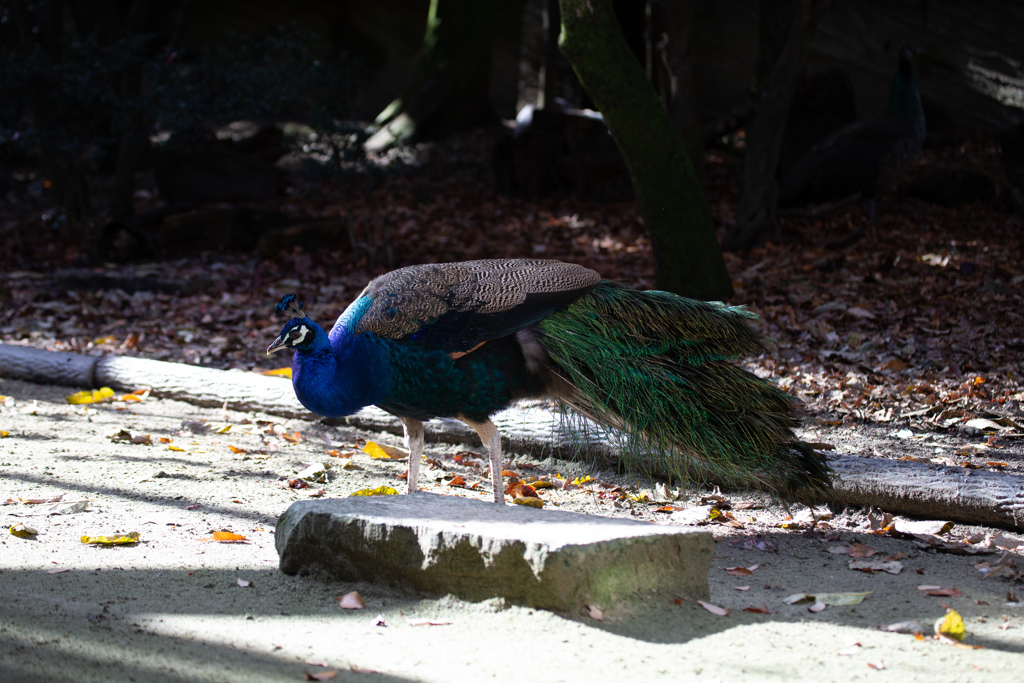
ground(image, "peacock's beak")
xmin=266 ymin=335 xmax=288 ymax=355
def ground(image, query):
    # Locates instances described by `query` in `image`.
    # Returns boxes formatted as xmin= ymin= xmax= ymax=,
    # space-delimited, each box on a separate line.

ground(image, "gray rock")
xmin=276 ymin=493 xmax=711 ymax=614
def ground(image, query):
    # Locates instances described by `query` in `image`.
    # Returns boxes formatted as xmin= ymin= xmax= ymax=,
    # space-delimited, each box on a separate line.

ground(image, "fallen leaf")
xmin=108 ymin=429 xmax=152 ymax=445
xmin=935 ymin=608 xmax=966 ymax=641
xmin=784 ymin=592 xmax=872 ymax=606
xmin=237 ymin=578 xmax=252 ymax=588
xmin=881 ymin=620 xmax=923 ymax=634
xmin=80 ymin=532 xmax=140 ymax=545
xmin=722 ymin=564 xmax=759 ymax=576
xmin=66 ymin=388 xmax=115 ymax=405
xmin=362 ymin=441 xmax=407 ymax=460
xmin=281 ymin=431 xmax=303 ymax=444
xmin=20 ymin=495 xmax=64 ymax=504
xmin=303 ymin=670 xmax=337 ymax=681
xmin=734 ymin=585 xmax=750 ymax=591
xmin=586 ymin=604 xmax=604 ymax=621
xmin=847 ymin=306 xmax=875 ymax=319
xmin=743 ymin=604 xmax=771 ymax=614
xmin=296 ymin=463 xmax=328 ymax=482
xmin=10 ymin=523 xmax=38 ymax=539
xmin=847 ymin=542 xmax=879 ymax=557
xmin=925 ymin=588 xmax=963 ymax=598
xmin=890 ymin=519 xmax=954 ymax=536
xmin=228 ymin=445 xmax=247 ymax=454
xmin=808 ymin=600 xmax=827 ymax=613
xmin=349 ymin=486 xmax=400 ymax=497
xmin=371 ymin=614 xmax=386 ymax=626
xmin=46 ymin=567 xmax=72 ymax=574
xmin=447 ymin=476 xmax=466 ymax=487
xmin=867 ymin=660 xmax=885 ymax=670
xmin=199 ymin=531 xmax=247 ymax=543
xmin=512 ymin=497 xmax=544 ymax=508
xmin=338 ymin=591 xmax=364 ymax=609
xmin=848 ymin=559 xmax=903 ymax=574
xmin=697 ymin=600 xmax=729 ymax=617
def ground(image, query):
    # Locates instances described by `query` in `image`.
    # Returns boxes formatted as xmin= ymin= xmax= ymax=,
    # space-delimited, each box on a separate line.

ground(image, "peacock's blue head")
xmin=267 ymin=294 xmax=314 ymax=355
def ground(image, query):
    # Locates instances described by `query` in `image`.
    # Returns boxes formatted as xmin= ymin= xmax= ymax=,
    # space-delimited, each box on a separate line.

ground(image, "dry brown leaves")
xmin=1 ymin=128 xmax=1020 ymax=452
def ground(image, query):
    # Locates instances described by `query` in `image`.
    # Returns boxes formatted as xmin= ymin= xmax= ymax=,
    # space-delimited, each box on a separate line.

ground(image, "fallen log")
xmin=2 ymin=342 xmax=1022 ymax=530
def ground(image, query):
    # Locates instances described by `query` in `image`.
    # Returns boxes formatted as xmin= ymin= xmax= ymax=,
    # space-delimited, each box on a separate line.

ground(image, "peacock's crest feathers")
xmin=275 ymin=294 xmax=306 ymax=319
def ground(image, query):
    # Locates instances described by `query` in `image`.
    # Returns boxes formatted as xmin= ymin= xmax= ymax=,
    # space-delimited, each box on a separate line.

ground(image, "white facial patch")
xmin=289 ymin=325 xmax=310 ymax=346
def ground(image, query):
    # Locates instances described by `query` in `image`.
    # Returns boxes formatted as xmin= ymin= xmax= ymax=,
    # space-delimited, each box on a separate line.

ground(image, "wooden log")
xmin=829 ymin=455 xmax=1024 ymax=530
xmin=2 ymin=343 xmax=1022 ymax=530
xmin=94 ymin=355 xmax=308 ymax=418
xmin=0 ymin=344 xmax=99 ymax=387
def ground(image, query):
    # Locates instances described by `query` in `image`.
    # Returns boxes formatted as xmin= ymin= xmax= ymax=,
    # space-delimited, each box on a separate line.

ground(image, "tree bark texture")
xmin=724 ymin=0 xmax=832 ymax=251
xmin=369 ymin=0 xmax=498 ymax=150
xmin=650 ymin=0 xmax=704 ymax=186
xmin=557 ymin=0 xmax=732 ymax=300
xmin=537 ymin=0 xmax=561 ymax=110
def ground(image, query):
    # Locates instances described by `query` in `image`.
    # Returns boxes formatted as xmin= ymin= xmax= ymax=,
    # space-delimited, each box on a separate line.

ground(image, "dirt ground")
xmin=2 ymin=376 xmax=1023 ymax=683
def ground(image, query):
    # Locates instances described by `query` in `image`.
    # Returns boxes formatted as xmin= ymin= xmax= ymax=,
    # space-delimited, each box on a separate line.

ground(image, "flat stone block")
xmin=276 ymin=493 xmax=712 ymax=614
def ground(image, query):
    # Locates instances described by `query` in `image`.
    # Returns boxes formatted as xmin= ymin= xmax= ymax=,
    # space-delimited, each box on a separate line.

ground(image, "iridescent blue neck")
xmin=291 ymin=320 xmax=387 ymax=418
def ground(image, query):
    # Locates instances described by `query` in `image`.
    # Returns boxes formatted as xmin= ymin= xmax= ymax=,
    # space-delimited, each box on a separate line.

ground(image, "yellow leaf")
xmin=216 ymin=424 xmax=232 ymax=434
xmin=228 ymin=445 xmax=247 ymax=454
xmin=935 ymin=608 xmax=966 ymax=641
xmin=362 ymin=441 xmax=407 ymax=460
xmin=66 ymin=387 xmax=115 ymax=405
xmin=263 ymin=367 xmax=292 ymax=378
xmin=81 ymin=532 xmax=140 ymax=545
xmin=531 ymin=480 xmax=554 ymax=489
xmin=0 ymin=431 xmax=9 ymax=438
xmin=118 ymin=393 xmax=142 ymax=402
xmin=168 ymin=445 xmax=185 ymax=452
xmin=10 ymin=523 xmax=37 ymax=539
xmin=513 ymin=497 xmax=544 ymax=508
xmin=572 ymin=475 xmax=593 ymax=485
xmin=349 ymin=486 xmax=400 ymax=497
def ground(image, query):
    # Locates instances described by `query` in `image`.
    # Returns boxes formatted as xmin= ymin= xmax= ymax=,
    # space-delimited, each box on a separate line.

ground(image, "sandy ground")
xmin=2 ymin=376 xmax=1023 ymax=682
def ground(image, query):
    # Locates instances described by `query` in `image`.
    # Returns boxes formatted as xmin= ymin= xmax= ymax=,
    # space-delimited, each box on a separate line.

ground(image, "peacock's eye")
xmin=289 ymin=325 xmax=309 ymax=346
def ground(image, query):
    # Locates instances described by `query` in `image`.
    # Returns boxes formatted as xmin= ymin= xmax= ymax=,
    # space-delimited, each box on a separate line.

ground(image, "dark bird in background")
xmin=268 ymin=260 xmax=831 ymax=503
xmin=778 ymin=46 xmax=926 ymax=219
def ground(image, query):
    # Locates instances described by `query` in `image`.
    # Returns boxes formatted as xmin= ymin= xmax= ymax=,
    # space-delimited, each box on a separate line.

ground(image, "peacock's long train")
xmin=268 ymin=259 xmax=831 ymax=503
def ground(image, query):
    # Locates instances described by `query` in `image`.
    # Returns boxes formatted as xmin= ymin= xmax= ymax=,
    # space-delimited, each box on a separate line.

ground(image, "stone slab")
xmin=276 ymin=493 xmax=712 ymax=614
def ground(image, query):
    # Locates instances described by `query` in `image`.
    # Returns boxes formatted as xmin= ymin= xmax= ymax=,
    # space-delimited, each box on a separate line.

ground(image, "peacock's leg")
xmin=400 ymin=417 xmax=424 ymax=495
xmin=457 ymin=415 xmax=505 ymax=504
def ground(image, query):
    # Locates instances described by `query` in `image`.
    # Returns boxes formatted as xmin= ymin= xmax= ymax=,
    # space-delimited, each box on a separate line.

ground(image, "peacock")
xmin=778 ymin=46 xmax=925 ymax=219
xmin=267 ymin=259 xmax=831 ymax=503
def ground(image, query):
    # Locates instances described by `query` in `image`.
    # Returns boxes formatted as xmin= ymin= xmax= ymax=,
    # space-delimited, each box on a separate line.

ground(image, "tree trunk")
xmin=724 ymin=0 xmax=831 ymax=251
xmin=367 ymin=0 xmax=499 ymax=151
xmin=110 ymin=0 xmax=155 ymax=219
xmin=650 ymin=0 xmax=704 ymax=186
xmin=536 ymin=0 xmax=560 ymax=110
xmin=557 ymin=0 xmax=732 ymax=300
